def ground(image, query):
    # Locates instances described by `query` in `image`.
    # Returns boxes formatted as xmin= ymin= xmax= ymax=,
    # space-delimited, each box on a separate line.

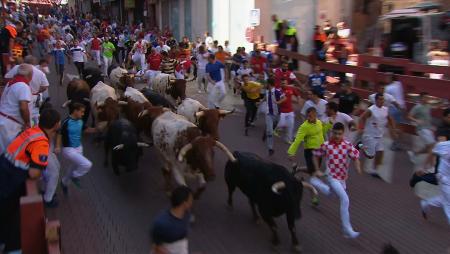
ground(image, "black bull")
xmin=225 ymin=151 xmax=304 ymax=251
xmin=104 ymin=118 xmax=146 ymax=175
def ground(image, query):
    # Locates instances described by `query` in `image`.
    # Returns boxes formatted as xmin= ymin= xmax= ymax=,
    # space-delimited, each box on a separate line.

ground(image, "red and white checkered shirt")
xmin=313 ymin=139 xmax=359 ymax=180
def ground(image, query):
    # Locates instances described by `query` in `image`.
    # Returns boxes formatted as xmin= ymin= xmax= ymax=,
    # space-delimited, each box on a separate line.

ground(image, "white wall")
xmin=190 ymin=0 xmax=208 ymax=40
xmin=270 ymin=0 xmax=316 ymax=73
xmin=211 ymin=0 xmax=255 ymax=52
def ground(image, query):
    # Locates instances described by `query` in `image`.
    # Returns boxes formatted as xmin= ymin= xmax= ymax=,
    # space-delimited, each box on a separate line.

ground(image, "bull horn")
xmin=271 ymin=181 xmax=286 ymax=194
xmin=215 ymin=141 xmax=236 ymax=162
xmin=61 ymin=100 xmax=72 ymax=108
xmin=138 ymin=110 xmax=148 ymax=118
xmin=302 ymin=182 xmax=318 ymax=196
xmin=218 ymin=108 xmax=235 ymax=115
xmin=118 ymin=101 xmax=128 ymax=105
xmin=195 ymin=110 xmax=205 ymax=118
xmin=163 ymin=108 xmax=171 ymax=112
xmin=113 ymin=144 xmax=124 ymax=150
xmin=137 ymin=142 xmax=151 ymax=147
xmin=177 ymin=143 xmax=193 ymax=162
xmin=83 ymin=98 xmax=91 ymax=102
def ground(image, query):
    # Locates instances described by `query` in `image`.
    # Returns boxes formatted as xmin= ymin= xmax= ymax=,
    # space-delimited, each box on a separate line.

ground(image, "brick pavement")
xmin=45 ymin=63 xmax=450 ymax=254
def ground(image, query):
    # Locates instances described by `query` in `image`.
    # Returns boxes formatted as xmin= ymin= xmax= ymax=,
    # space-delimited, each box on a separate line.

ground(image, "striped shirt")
xmin=160 ymin=58 xmax=178 ymax=75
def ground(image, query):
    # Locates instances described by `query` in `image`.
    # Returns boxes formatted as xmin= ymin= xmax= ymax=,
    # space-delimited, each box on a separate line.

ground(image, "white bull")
xmin=124 ymin=86 xmax=149 ymax=104
xmin=109 ymin=66 xmax=128 ymax=89
xmin=90 ymin=81 xmax=118 ymax=130
xmin=176 ymin=98 xmax=207 ymax=123
xmin=144 ymin=110 xmax=236 ymax=197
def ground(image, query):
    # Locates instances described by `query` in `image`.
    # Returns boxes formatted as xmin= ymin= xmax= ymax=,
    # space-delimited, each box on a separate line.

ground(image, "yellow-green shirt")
xmin=287 ymin=119 xmax=327 ymax=156
xmin=243 ymin=81 xmax=262 ymax=100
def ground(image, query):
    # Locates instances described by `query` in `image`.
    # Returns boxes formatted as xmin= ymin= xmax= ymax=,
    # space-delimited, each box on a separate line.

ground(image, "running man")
xmin=274 ymin=79 xmax=301 ymax=144
xmin=241 ymin=74 xmax=262 ymax=135
xmin=313 ymin=122 xmax=362 ymax=238
xmin=358 ymin=93 xmax=397 ymax=177
xmin=263 ymin=79 xmax=283 ymax=155
xmin=205 ymin=54 xmax=226 ymax=109
xmin=56 ymin=103 xmax=96 ymax=194
xmin=151 ymin=186 xmax=193 ymax=254
xmin=288 ymin=107 xmax=327 ymax=205
xmin=102 ymin=37 xmax=115 ymax=75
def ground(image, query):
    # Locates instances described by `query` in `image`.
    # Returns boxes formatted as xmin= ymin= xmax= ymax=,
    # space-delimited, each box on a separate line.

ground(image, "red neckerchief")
xmin=7 ymin=75 xmax=30 ymax=87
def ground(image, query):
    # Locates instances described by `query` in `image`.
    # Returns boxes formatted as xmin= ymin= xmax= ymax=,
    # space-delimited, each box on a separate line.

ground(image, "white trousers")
xmin=61 ymin=146 xmax=92 ymax=185
xmin=276 ymin=112 xmax=295 ymax=142
xmin=421 ymin=174 xmax=450 ymax=224
xmin=207 ymin=80 xmax=226 ymax=109
xmin=92 ymin=50 xmax=101 ymax=66
xmin=43 ymin=152 xmax=60 ymax=202
xmin=103 ymin=56 xmax=113 ymax=75
xmin=132 ymin=53 xmax=146 ymax=71
xmin=197 ymin=68 xmax=207 ymax=92
xmin=310 ymin=176 xmax=356 ymax=233
xmin=0 ymin=118 xmax=22 ymax=154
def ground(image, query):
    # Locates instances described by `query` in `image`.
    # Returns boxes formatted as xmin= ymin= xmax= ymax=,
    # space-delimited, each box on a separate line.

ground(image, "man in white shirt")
xmin=155 ymin=40 xmax=171 ymax=54
xmin=196 ymin=45 xmax=209 ymax=93
xmin=132 ymin=37 xmax=149 ymax=71
xmin=384 ymin=76 xmax=406 ymax=123
xmin=204 ymin=32 xmax=213 ymax=50
xmin=420 ymin=140 xmax=450 ymax=224
xmin=5 ymin=57 xmax=49 ymax=125
xmin=301 ymin=90 xmax=328 ymax=122
xmin=69 ymin=40 xmax=88 ymax=77
xmin=0 ymin=64 xmax=33 ymax=153
xmin=324 ymin=102 xmax=356 ymax=140
xmin=358 ymin=93 xmax=397 ymax=177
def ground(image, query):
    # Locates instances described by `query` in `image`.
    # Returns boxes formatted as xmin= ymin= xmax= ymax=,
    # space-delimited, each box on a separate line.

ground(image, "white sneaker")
xmin=343 ymin=230 xmax=360 ymax=239
xmin=198 ymin=90 xmax=202 ymax=94
xmin=407 ymin=151 xmax=417 ymax=164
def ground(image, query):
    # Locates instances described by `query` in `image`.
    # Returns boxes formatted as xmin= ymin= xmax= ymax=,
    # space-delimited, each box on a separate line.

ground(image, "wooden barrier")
xmin=275 ymin=47 xmax=450 ymax=135
xmin=20 ymin=179 xmax=61 ymax=254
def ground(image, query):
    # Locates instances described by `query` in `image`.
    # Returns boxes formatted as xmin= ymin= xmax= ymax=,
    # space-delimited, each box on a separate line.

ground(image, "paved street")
xmin=44 ymin=61 xmax=450 ymax=254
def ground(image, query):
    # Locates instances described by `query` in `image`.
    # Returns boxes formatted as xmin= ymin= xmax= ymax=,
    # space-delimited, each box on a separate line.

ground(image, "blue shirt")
xmin=60 ymin=117 xmax=83 ymax=147
xmin=205 ymin=61 xmax=224 ymax=82
xmin=308 ymin=73 xmax=326 ymax=95
xmin=151 ymin=210 xmax=190 ymax=245
xmin=53 ymin=48 xmax=66 ymax=65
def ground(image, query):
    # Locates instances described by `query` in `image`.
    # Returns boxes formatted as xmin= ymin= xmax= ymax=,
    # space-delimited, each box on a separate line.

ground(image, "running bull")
xmin=225 ymin=151 xmax=317 ymax=252
xmin=138 ymin=107 xmax=236 ymax=198
xmin=104 ymin=118 xmax=150 ymax=175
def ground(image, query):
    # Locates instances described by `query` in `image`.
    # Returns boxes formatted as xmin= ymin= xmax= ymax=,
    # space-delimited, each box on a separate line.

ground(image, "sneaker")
xmin=44 ymin=198 xmax=59 ymax=208
xmin=61 ymin=182 xmax=68 ymax=196
xmin=71 ymin=177 xmax=81 ymax=188
xmin=273 ymin=129 xmax=280 ymax=137
xmin=407 ymin=151 xmax=418 ymax=164
xmin=311 ymin=196 xmax=320 ymax=207
xmin=198 ymin=90 xmax=202 ymax=94
xmin=420 ymin=200 xmax=428 ymax=220
xmin=343 ymin=230 xmax=360 ymax=239
xmin=355 ymin=141 xmax=364 ymax=150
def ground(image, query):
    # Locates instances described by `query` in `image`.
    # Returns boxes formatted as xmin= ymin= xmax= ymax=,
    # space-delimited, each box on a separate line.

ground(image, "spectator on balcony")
xmin=0 ymin=109 xmax=60 ymax=253
xmin=271 ymin=14 xmax=283 ymax=43
xmin=313 ymin=25 xmax=327 ymax=61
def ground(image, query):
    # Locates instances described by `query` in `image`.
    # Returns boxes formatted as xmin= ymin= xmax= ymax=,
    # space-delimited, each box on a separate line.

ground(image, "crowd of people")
xmin=0 ymin=3 xmax=448 ymax=254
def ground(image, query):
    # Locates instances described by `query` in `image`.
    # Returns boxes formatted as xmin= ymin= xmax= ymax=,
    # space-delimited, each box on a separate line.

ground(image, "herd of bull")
xmin=59 ymin=66 xmax=318 ymax=252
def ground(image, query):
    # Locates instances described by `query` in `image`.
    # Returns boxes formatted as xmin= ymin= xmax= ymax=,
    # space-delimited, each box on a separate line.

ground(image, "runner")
xmin=275 ymin=79 xmax=301 ymax=144
xmin=324 ymin=101 xmax=356 ymax=140
xmin=262 ymin=79 xmax=283 ymax=155
xmin=52 ymin=40 xmax=67 ymax=85
xmin=301 ymin=90 xmax=328 ymax=122
xmin=69 ymin=39 xmax=88 ymax=77
xmin=101 ymin=37 xmax=115 ymax=75
xmin=288 ymin=107 xmax=328 ymax=205
xmin=195 ymin=45 xmax=209 ymax=93
xmin=313 ymin=122 xmax=362 ymax=238
xmin=308 ymin=65 xmax=327 ymax=98
xmin=241 ymin=74 xmax=262 ymax=135
xmin=56 ymin=103 xmax=96 ymax=195
xmin=205 ymin=54 xmax=226 ymax=109
xmin=357 ymin=93 xmax=397 ymax=177
xmin=332 ymin=81 xmax=360 ymax=116
xmin=89 ymin=34 xmax=102 ymax=68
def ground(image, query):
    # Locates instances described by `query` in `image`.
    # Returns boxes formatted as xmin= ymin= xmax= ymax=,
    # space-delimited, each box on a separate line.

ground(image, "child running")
xmin=55 ymin=103 xmax=96 ymax=194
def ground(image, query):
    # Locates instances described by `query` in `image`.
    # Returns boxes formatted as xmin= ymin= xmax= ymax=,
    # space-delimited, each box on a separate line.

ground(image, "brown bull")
xmin=195 ymin=109 xmax=234 ymax=140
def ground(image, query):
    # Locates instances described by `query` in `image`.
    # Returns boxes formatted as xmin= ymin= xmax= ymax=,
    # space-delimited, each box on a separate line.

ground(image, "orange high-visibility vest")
xmin=5 ymin=126 xmax=49 ymax=170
